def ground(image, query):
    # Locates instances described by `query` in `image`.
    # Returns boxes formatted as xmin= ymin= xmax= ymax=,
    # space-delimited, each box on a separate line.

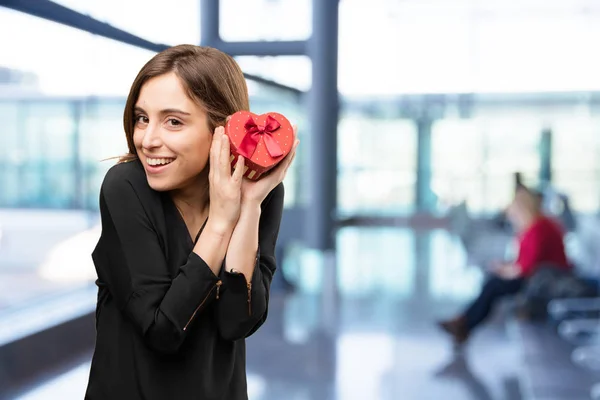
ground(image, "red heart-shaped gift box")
xmin=225 ymin=111 xmax=294 ymax=180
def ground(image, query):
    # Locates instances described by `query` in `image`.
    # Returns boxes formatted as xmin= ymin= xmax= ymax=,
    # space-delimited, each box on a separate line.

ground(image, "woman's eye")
xmin=167 ymin=118 xmax=182 ymax=127
xmin=135 ymin=115 xmax=149 ymax=124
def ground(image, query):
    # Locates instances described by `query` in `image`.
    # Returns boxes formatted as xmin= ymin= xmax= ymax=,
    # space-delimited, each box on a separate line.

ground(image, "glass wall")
xmin=336 ymin=0 xmax=600 ymax=218
xmin=337 ymin=112 xmax=417 ymax=217
xmin=431 ymin=114 xmax=542 ymax=214
xmin=339 ymin=94 xmax=600 ymax=218
xmin=0 ymin=93 xmax=304 ymax=211
xmin=551 ymin=115 xmax=600 ymax=213
xmin=337 ymin=227 xmax=415 ymax=299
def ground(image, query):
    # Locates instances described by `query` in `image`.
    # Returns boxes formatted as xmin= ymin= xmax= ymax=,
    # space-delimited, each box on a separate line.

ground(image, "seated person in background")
xmin=438 ymin=187 xmax=570 ymax=345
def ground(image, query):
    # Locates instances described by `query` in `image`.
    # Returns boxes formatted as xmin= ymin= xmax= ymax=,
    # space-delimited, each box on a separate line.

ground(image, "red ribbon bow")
xmin=238 ymin=115 xmax=284 ymax=159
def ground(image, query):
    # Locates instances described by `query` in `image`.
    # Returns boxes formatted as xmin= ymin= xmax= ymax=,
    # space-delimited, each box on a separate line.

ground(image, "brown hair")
xmin=119 ymin=45 xmax=249 ymax=162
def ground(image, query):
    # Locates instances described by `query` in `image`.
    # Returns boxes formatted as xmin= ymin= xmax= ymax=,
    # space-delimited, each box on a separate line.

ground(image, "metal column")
xmin=200 ymin=0 xmax=219 ymax=47
xmin=539 ymin=127 xmax=553 ymax=186
xmin=305 ymin=0 xmax=339 ymax=251
xmin=416 ymin=117 xmax=434 ymax=212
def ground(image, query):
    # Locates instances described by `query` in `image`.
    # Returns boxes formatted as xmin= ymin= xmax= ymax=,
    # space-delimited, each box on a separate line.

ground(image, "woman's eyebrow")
xmin=160 ymin=108 xmax=192 ymax=116
xmin=134 ymin=105 xmax=191 ymax=116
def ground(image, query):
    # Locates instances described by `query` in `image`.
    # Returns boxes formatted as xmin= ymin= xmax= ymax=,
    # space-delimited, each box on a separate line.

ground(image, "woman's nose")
xmin=142 ymin=124 xmax=162 ymax=149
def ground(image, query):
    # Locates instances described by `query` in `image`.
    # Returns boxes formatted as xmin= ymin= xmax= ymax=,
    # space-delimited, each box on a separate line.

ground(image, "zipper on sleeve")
xmin=216 ymin=280 xmax=222 ymax=299
xmin=183 ymin=280 xmax=222 ymax=331
xmin=247 ymin=282 xmax=252 ymax=316
xmin=231 ymin=269 xmax=253 ymax=316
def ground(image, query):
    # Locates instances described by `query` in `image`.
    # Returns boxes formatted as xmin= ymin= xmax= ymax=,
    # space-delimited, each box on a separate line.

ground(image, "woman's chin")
xmin=146 ymin=175 xmax=177 ymax=192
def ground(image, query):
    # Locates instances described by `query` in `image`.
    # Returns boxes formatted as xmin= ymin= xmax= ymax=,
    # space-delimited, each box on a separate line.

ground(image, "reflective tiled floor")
xmin=15 ymin=228 xmax=528 ymax=400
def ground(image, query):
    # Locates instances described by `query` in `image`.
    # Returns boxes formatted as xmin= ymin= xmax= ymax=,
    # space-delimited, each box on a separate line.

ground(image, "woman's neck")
xmin=520 ymin=212 xmax=542 ymax=232
xmin=170 ymin=174 xmax=210 ymax=222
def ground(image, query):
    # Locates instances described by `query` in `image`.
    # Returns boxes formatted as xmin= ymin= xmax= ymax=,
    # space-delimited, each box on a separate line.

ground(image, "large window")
xmin=338 ymin=113 xmax=417 ymax=217
xmin=337 ymin=227 xmax=415 ymax=298
xmin=340 ymin=94 xmax=600 ymax=217
xmin=431 ymin=115 xmax=541 ymax=214
xmin=551 ymin=116 xmax=600 ymax=212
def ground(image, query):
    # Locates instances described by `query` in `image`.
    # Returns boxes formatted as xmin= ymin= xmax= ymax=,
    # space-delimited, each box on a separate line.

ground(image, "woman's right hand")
xmin=207 ymin=126 xmax=245 ymax=234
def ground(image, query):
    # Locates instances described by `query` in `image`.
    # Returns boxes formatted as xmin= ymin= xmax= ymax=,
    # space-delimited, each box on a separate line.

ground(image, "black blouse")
xmin=85 ymin=159 xmax=283 ymax=400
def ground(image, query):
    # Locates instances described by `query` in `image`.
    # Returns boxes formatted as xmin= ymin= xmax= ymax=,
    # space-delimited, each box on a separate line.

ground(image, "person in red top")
xmin=439 ymin=187 xmax=570 ymax=345
xmin=515 ymin=214 xmax=569 ymax=277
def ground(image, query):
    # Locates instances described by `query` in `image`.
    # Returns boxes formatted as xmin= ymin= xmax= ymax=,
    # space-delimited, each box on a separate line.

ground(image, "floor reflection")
xmin=15 ymin=228 xmax=524 ymax=400
xmin=433 ymin=353 xmax=494 ymax=400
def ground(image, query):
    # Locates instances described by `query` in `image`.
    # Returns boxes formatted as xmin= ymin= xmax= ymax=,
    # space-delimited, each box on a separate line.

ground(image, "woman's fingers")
xmin=232 ymin=155 xmax=245 ymax=182
xmin=210 ymin=127 xmax=222 ymax=175
xmin=279 ymin=140 xmax=299 ymax=178
xmin=220 ymin=131 xmax=232 ymax=176
xmin=282 ymin=140 xmax=299 ymax=169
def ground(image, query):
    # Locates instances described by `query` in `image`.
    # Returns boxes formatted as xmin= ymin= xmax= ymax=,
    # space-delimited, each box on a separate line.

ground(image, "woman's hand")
xmin=493 ymin=263 xmax=522 ymax=280
xmin=489 ymin=260 xmax=504 ymax=271
xmin=207 ymin=126 xmax=245 ymax=234
xmin=241 ymin=128 xmax=299 ymax=207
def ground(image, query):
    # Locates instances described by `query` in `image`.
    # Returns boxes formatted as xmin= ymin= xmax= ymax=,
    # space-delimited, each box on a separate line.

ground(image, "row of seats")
xmin=448 ymin=185 xmax=600 ymax=399
xmin=542 ymin=184 xmax=600 ymax=397
xmin=547 ymin=296 xmax=600 ymax=399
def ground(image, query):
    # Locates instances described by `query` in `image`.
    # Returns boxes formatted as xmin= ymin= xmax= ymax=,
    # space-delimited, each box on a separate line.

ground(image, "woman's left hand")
xmin=241 ymin=127 xmax=299 ymax=207
xmin=493 ymin=263 xmax=522 ymax=280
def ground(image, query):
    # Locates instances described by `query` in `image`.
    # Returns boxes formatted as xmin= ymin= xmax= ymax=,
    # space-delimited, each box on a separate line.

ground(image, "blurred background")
xmin=1 ymin=0 xmax=600 ymax=399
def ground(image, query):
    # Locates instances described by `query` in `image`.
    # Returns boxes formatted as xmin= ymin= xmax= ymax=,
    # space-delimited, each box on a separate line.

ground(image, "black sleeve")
xmin=215 ymin=183 xmax=284 ymax=341
xmin=92 ymin=166 xmax=220 ymax=354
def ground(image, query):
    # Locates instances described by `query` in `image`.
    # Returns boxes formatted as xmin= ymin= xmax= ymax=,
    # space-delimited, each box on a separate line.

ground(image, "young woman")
xmin=85 ymin=45 xmax=298 ymax=399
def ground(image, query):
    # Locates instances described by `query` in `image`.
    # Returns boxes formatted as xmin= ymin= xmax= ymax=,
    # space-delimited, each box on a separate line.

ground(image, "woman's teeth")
xmin=147 ymin=158 xmax=175 ymax=166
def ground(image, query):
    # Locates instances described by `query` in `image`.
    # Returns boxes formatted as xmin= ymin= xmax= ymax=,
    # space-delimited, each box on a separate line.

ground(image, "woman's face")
xmin=133 ymin=72 xmax=213 ymax=192
xmin=506 ymin=200 xmax=525 ymax=230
